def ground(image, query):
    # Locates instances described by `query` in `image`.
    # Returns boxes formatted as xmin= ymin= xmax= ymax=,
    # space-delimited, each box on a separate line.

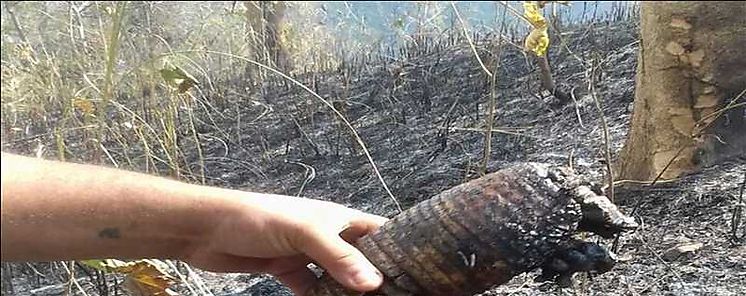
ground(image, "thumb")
xmin=300 ymin=230 xmax=383 ymax=292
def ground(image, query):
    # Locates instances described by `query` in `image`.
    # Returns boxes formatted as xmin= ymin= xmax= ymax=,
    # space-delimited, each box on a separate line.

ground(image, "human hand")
xmin=182 ymin=193 xmax=388 ymax=295
xmin=0 ymin=154 xmax=385 ymax=295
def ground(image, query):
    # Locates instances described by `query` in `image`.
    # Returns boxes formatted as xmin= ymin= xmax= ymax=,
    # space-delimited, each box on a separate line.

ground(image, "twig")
xmin=638 ymin=272 xmax=671 ymax=294
xmin=166 ymin=261 xmax=198 ymax=296
xmin=285 ymin=160 xmax=317 ymax=197
xmin=497 ymin=1 xmax=534 ymax=25
xmin=547 ymin=10 xmax=586 ymax=65
xmin=607 ymin=177 xmax=681 ymax=189
xmin=198 ymin=133 xmax=229 ymax=158
xmin=182 ymin=263 xmax=214 ymax=296
xmin=568 ymin=149 xmax=575 ymax=171
xmin=163 ymin=50 xmax=403 ymax=213
xmin=732 ymin=170 xmax=746 ymax=243
xmin=61 ymin=261 xmax=90 ymax=296
xmin=570 ymin=86 xmax=585 ymax=128
xmin=450 ymin=2 xmax=493 ymax=77
xmin=691 ymin=88 xmax=745 ymax=137
xmin=480 ymin=3 xmax=508 ymax=175
xmin=588 ymin=58 xmax=615 ymax=203
xmin=613 ymin=145 xmax=687 ymax=252
xmin=25 ymin=263 xmax=46 ymax=278
xmin=634 ymin=233 xmax=686 ymax=293
xmin=290 ymin=116 xmax=321 ymax=156
xmin=437 ymin=126 xmax=536 ymax=139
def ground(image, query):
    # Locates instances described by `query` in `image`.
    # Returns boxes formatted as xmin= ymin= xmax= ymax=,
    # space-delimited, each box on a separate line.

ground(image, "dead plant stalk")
xmin=165 ymin=50 xmax=403 ymax=213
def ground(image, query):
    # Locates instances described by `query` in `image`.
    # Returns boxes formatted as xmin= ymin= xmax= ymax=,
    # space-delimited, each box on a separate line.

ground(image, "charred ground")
xmin=2 ymin=21 xmax=744 ymax=296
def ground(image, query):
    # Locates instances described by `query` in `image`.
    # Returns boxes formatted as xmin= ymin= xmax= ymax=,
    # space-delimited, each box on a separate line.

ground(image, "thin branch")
xmin=5 ymin=4 xmax=30 ymax=45
xmin=162 ymin=50 xmax=403 ymax=213
xmin=570 ymin=86 xmax=585 ymax=128
xmin=438 ymin=126 xmax=536 ymax=139
xmin=497 ymin=1 xmax=533 ymax=25
xmin=450 ymin=2 xmax=492 ymax=77
xmin=731 ymin=170 xmax=746 ymax=242
xmin=286 ymin=160 xmax=317 ymax=197
xmin=588 ymin=59 xmax=614 ymax=203
xmin=692 ymin=88 xmax=745 ymax=137
xmin=480 ymin=3 xmax=508 ymax=175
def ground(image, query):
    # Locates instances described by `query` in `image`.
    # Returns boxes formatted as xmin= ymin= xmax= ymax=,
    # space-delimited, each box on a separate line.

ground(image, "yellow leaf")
xmin=123 ymin=261 xmax=179 ymax=296
xmin=81 ymin=258 xmax=135 ymax=272
xmin=80 ymin=259 xmax=180 ymax=296
xmin=523 ymin=1 xmax=550 ymax=56
xmin=525 ymin=27 xmax=550 ymax=56
xmin=523 ymin=2 xmax=547 ymax=29
xmin=72 ymin=97 xmax=95 ymax=115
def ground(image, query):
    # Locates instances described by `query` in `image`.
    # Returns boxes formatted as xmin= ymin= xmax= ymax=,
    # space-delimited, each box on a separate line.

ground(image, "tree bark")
xmin=617 ymin=2 xmax=746 ymax=181
xmin=244 ymin=1 xmax=289 ymax=71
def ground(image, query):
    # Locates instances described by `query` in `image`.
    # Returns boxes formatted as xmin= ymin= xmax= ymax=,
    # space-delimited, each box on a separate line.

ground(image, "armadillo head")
xmin=542 ymin=165 xmax=638 ymax=238
xmin=573 ymin=185 xmax=638 ymax=238
xmin=529 ymin=164 xmax=637 ymax=286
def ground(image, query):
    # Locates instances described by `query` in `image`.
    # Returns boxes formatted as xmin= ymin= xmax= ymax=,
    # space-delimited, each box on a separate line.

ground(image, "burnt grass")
xmin=3 ymin=22 xmax=745 ymax=295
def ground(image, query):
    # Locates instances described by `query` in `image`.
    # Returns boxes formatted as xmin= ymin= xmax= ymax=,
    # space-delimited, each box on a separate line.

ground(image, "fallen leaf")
xmin=122 ymin=261 xmax=179 ymax=296
xmin=81 ymin=259 xmax=180 ymax=296
xmin=160 ymin=62 xmax=199 ymax=93
xmin=72 ymin=97 xmax=95 ymax=115
xmin=663 ymin=242 xmax=704 ymax=261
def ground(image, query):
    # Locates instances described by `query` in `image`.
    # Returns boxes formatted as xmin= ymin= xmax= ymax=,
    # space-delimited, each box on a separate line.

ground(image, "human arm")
xmin=0 ymin=152 xmax=385 ymax=295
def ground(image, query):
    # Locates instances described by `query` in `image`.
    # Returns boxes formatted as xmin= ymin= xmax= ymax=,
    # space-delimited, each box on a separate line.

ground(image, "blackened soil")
xmin=3 ymin=21 xmax=744 ymax=296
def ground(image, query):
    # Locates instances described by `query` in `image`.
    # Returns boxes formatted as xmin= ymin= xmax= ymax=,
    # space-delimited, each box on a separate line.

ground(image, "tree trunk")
xmin=242 ymin=1 xmax=289 ymax=88
xmin=244 ymin=1 xmax=289 ymax=71
xmin=617 ymin=2 xmax=746 ymax=181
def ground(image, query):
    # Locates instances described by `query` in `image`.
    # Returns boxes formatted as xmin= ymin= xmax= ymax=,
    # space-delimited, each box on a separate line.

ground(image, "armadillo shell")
xmin=309 ymin=163 xmax=583 ymax=296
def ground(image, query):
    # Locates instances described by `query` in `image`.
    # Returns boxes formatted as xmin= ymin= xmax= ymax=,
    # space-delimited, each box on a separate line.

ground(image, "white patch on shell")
xmin=457 ymin=251 xmax=477 ymax=268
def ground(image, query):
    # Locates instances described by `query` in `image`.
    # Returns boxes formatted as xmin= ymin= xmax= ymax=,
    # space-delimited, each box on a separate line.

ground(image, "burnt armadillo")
xmin=308 ymin=163 xmax=637 ymax=296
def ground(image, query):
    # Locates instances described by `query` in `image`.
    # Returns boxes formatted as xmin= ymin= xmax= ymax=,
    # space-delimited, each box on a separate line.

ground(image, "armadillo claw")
xmin=535 ymin=240 xmax=617 ymax=287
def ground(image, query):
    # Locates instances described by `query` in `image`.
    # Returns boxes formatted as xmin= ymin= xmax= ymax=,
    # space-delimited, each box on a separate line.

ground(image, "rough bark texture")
xmin=308 ymin=163 xmax=637 ymax=296
xmin=618 ymin=2 xmax=746 ymax=181
xmin=244 ymin=1 xmax=289 ymax=74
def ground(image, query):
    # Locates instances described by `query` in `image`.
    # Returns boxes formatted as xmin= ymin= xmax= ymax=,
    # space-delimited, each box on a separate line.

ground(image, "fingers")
xmin=358 ymin=212 xmax=389 ymax=227
xmin=340 ymin=213 xmax=388 ymax=242
xmin=298 ymin=229 xmax=383 ymax=292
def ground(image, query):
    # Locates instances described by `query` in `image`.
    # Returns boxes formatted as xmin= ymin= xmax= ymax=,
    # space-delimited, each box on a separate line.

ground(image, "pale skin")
xmin=0 ymin=153 xmax=387 ymax=295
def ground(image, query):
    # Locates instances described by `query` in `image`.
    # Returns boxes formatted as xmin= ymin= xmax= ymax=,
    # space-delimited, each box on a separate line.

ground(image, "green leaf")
xmin=159 ymin=64 xmax=199 ymax=93
xmin=392 ymin=17 xmax=404 ymax=30
xmin=80 ymin=259 xmax=110 ymax=271
xmin=80 ymin=258 xmax=134 ymax=272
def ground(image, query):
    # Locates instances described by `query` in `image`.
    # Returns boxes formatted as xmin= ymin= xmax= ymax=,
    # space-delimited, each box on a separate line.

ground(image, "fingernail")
xmin=352 ymin=264 xmax=382 ymax=288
